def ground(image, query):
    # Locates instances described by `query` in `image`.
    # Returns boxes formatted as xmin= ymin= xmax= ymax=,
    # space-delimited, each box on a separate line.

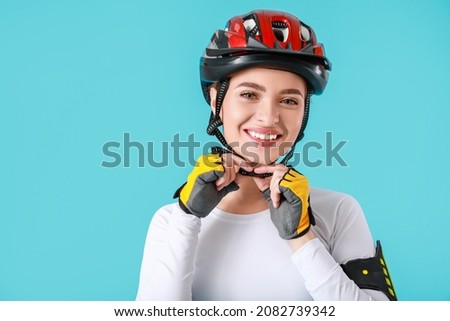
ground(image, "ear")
xmin=209 ymin=85 xmax=218 ymax=115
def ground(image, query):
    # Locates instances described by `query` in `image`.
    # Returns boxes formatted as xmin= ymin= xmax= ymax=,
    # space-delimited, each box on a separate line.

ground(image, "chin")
xmin=238 ymin=149 xmax=281 ymax=166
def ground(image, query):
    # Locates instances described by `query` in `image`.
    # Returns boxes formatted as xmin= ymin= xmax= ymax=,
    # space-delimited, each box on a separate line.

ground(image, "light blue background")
xmin=1 ymin=0 xmax=449 ymax=300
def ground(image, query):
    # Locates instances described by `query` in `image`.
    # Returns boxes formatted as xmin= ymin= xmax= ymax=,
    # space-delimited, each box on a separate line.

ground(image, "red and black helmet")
xmin=200 ymin=9 xmax=332 ymax=102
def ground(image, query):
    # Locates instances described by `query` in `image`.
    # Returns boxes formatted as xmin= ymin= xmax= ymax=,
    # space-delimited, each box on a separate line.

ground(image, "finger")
xmin=252 ymin=164 xmax=288 ymax=194
xmin=271 ymin=188 xmax=281 ymax=208
xmin=215 ymin=171 xmax=227 ymax=189
xmin=270 ymin=174 xmax=282 ymax=208
xmin=217 ymin=169 xmax=234 ymax=190
xmin=254 ymin=164 xmax=277 ymax=174
xmin=229 ymin=153 xmax=254 ymax=172
xmin=217 ymin=154 xmax=239 ymax=191
xmin=222 ymin=153 xmax=252 ymax=173
xmin=254 ymin=163 xmax=289 ymax=174
xmin=221 ymin=153 xmax=235 ymax=170
xmin=218 ymin=153 xmax=252 ymax=190
xmin=269 ymin=167 xmax=287 ymax=208
xmin=216 ymin=154 xmax=234 ymax=188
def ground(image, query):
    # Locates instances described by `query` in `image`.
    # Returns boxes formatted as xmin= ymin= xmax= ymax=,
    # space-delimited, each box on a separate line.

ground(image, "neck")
xmin=216 ymin=175 xmax=269 ymax=214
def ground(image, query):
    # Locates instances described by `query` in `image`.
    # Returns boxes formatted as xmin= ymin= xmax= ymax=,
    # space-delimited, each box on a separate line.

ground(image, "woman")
xmin=136 ymin=9 xmax=397 ymax=301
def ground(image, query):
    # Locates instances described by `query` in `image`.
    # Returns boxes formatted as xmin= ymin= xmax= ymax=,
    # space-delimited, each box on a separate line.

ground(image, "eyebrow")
xmin=280 ymin=88 xmax=304 ymax=98
xmin=236 ymin=82 xmax=266 ymax=92
xmin=236 ymin=82 xmax=304 ymax=98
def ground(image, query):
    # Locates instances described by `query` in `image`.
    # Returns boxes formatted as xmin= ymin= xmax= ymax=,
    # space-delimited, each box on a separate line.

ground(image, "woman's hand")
xmin=174 ymin=153 xmax=251 ymax=218
xmin=215 ymin=152 xmax=252 ymax=191
xmin=252 ymin=164 xmax=291 ymax=208
xmin=251 ymin=165 xmax=316 ymax=240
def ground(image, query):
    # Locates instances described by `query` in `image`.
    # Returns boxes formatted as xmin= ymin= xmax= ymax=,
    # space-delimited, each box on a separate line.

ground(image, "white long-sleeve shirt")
xmin=136 ymin=187 xmax=389 ymax=301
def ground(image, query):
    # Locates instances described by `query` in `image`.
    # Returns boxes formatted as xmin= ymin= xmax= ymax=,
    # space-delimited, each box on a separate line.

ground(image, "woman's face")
xmin=210 ymin=67 xmax=307 ymax=165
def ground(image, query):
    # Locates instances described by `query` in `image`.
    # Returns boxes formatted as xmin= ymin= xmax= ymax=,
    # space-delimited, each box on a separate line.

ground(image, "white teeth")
xmin=248 ymin=130 xmax=278 ymax=140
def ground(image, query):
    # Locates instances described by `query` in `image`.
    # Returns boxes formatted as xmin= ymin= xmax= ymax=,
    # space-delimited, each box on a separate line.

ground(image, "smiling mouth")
xmin=244 ymin=129 xmax=282 ymax=145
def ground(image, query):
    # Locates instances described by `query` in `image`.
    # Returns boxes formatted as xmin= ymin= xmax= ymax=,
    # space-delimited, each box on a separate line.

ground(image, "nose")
xmin=256 ymin=99 xmax=279 ymax=125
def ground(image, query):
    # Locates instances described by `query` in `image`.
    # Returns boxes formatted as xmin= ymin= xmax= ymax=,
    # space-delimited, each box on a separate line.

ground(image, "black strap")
xmin=211 ymin=146 xmax=272 ymax=178
xmin=341 ymin=240 xmax=397 ymax=301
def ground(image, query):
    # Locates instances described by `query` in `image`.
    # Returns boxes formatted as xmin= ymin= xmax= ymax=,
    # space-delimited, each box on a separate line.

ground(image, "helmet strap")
xmin=206 ymin=79 xmax=237 ymax=153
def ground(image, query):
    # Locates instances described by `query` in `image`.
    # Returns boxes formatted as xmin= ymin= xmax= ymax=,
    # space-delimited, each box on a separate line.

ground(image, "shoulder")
xmin=309 ymin=187 xmax=363 ymax=219
xmin=148 ymin=203 xmax=178 ymax=225
xmin=149 ymin=202 xmax=200 ymax=229
xmin=153 ymin=202 xmax=180 ymax=218
xmin=309 ymin=187 xmax=372 ymax=256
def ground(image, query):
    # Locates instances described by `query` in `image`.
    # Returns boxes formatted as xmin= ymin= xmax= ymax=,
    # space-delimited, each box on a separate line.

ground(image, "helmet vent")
xmin=272 ymin=21 xmax=289 ymax=42
xmin=300 ymin=25 xmax=310 ymax=42
xmin=243 ymin=17 xmax=259 ymax=36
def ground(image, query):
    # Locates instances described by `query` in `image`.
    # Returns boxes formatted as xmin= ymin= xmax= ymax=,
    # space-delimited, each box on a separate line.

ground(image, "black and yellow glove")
xmin=174 ymin=153 xmax=239 ymax=218
xmin=263 ymin=168 xmax=315 ymax=240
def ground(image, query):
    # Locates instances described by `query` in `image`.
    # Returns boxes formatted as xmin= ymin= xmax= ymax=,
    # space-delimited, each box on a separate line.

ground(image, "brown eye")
xmin=240 ymin=92 xmax=258 ymax=100
xmin=280 ymin=98 xmax=298 ymax=105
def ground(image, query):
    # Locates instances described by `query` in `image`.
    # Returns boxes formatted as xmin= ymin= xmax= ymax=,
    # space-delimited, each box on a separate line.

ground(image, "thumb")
xmin=218 ymin=181 xmax=240 ymax=198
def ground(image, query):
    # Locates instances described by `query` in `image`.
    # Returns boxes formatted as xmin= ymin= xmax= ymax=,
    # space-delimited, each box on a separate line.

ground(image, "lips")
xmin=244 ymin=128 xmax=282 ymax=147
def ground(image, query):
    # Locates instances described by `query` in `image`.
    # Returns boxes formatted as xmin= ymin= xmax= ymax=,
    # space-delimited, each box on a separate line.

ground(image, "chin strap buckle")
xmin=210 ymin=146 xmax=273 ymax=178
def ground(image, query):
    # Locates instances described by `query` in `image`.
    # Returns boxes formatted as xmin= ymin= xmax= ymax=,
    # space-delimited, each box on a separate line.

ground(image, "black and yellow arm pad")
xmin=341 ymin=240 xmax=397 ymax=301
xmin=263 ymin=168 xmax=315 ymax=239
xmin=173 ymin=153 xmax=239 ymax=218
